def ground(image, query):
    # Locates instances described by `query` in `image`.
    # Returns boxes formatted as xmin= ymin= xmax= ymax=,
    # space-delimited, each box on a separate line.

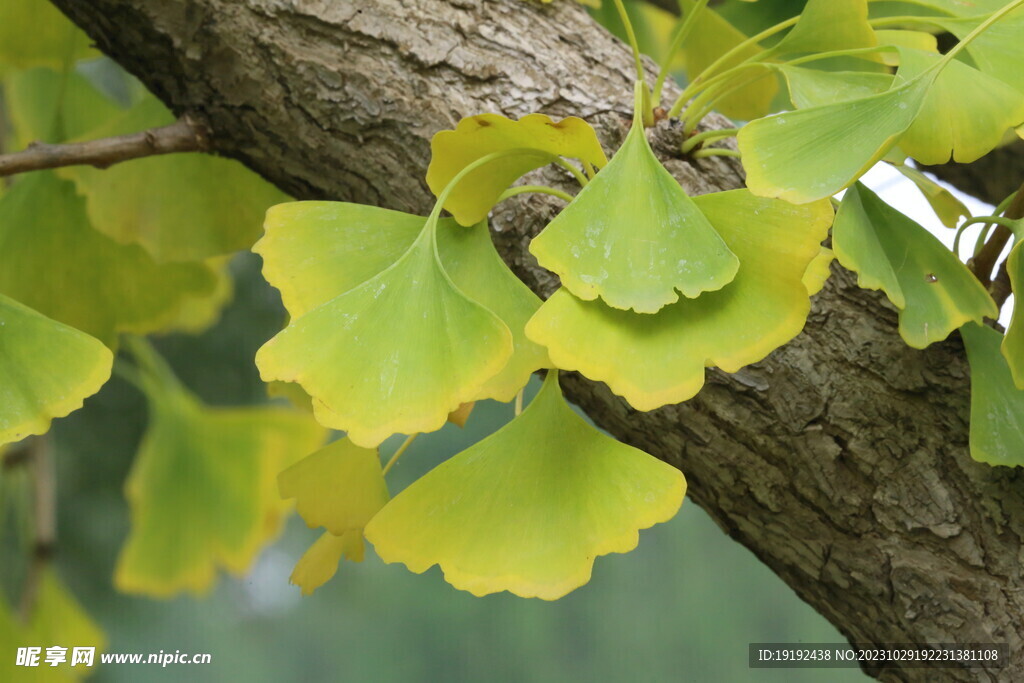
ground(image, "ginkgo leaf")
xmin=426 ymin=113 xmax=607 ymax=226
xmin=530 ymin=113 xmax=738 ymax=313
xmin=115 ymin=342 xmax=326 ymax=597
xmin=0 ymin=570 xmax=106 ymax=681
xmin=960 ymin=322 xmax=1024 ymax=467
xmin=256 ymin=220 xmax=513 ymax=447
xmin=768 ymin=0 xmax=876 ymax=56
xmin=290 ymin=530 xmax=365 ymax=596
xmin=447 ymin=402 xmax=475 ymax=428
xmin=677 ymin=0 xmax=779 ymax=120
xmin=0 ymin=294 xmax=113 ymax=447
xmin=257 ymin=203 xmax=548 ymax=403
xmin=525 ymin=191 xmax=832 ymax=411
xmin=892 ymin=164 xmax=969 ymax=228
xmin=364 ymin=373 xmax=685 ymax=600
xmin=6 ymin=67 xmax=124 ymax=148
xmin=776 ymin=65 xmax=892 ymax=109
xmin=874 ymin=30 xmax=938 ymax=60
xmin=60 ymin=94 xmax=287 ymax=262
xmin=278 ymin=438 xmax=389 ymax=536
xmin=1002 ymin=241 xmax=1024 ymax=389
xmin=832 ymin=183 xmax=997 ymax=348
xmin=932 ymin=7 xmax=1024 ymax=93
xmin=738 ymin=74 xmax=932 ymax=203
xmin=0 ymin=0 xmax=96 ymax=72
xmin=160 ymin=258 xmax=235 ymax=335
xmin=896 ymin=47 xmax=1024 ymax=165
xmin=0 ymin=173 xmax=217 ymax=346
xmin=802 ymin=247 xmax=834 ymax=297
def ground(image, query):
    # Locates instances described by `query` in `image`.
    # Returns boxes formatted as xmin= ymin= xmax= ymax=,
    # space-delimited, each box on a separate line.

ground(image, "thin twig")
xmin=0 ymin=115 xmax=209 ymax=178
xmin=970 ymin=181 xmax=1024 ymax=285
xmin=18 ymin=436 xmax=56 ymax=623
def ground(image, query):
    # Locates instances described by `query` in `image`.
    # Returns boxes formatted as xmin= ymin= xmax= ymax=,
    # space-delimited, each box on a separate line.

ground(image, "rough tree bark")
xmin=51 ymin=0 xmax=1023 ymax=679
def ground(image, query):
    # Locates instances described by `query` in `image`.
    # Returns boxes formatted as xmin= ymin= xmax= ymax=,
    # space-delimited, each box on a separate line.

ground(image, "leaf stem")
xmin=691 ymin=148 xmax=741 ymax=159
xmin=553 ymin=157 xmax=589 ymax=186
xmin=382 ymin=434 xmax=418 ymax=475
xmin=514 ymin=388 xmax=525 ymax=417
xmin=681 ymin=127 xmax=740 ymax=154
xmin=652 ymin=0 xmax=709 ymax=105
xmin=498 ymin=185 xmax=574 ymax=204
xmin=613 ymin=0 xmax=647 ymax=85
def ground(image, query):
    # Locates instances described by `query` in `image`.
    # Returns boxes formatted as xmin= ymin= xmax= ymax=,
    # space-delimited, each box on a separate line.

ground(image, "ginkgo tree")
xmin=3 ymin=0 xmax=1024 ymax=675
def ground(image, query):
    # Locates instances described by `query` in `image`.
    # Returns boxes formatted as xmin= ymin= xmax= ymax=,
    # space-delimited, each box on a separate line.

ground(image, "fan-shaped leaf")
xmin=278 ymin=438 xmax=389 ymax=536
xmin=0 ymin=173 xmax=216 ymax=346
xmin=1002 ymin=241 xmax=1024 ymax=389
xmin=0 ymin=570 xmax=106 ymax=681
xmin=290 ymin=530 xmax=365 ymax=596
xmin=893 ymin=164 xmax=969 ymax=228
xmin=961 ymin=322 xmax=1024 ymax=467
xmin=526 ymin=191 xmax=832 ymax=411
xmin=768 ymin=0 xmax=876 ymax=56
xmin=115 ymin=343 xmax=326 ymax=597
xmin=426 ymin=113 xmax=607 ymax=227
xmin=803 ymin=246 xmax=835 ymax=296
xmin=896 ymin=47 xmax=1024 ymax=165
xmin=257 ymin=203 xmax=548 ymax=403
xmin=739 ymin=74 xmax=932 ymax=203
xmin=364 ymin=374 xmax=685 ymax=600
xmin=61 ymin=95 xmax=286 ymax=262
xmin=777 ymin=65 xmax=892 ymax=109
xmin=832 ymin=183 xmax=997 ymax=348
xmin=677 ymin=0 xmax=779 ymax=120
xmin=530 ymin=117 xmax=739 ymax=313
xmin=255 ymin=220 xmax=513 ymax=447
xmin=5 ymin=67 xmax=123 ymax=147
xmin=0 ymin=294 xmax=113 ymax=447
xmin=932 ymin=6 xmax=1024 ymax=93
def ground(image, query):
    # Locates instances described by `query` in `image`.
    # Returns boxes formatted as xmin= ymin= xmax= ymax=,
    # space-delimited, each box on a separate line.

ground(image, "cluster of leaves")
xmin=2 ymin=0 xmax=1024 ymax=637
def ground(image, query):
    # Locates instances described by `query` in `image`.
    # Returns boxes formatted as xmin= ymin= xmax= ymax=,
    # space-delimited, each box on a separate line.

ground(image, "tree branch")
xmin=0 ymin=117 xmax=208 ymax=177
xmin=50 ymin=0 xmax=1024 ymax=678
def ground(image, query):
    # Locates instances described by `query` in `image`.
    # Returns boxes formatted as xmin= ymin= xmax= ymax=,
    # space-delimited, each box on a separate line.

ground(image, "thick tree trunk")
xmin=53 ymin=0 xmax=1023 ymax=679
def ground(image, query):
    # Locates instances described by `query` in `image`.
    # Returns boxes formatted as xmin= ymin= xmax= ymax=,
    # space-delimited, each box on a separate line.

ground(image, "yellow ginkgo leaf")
xmin=278 ymin=437 xmax=389 ymax=536
xmin=426 ymin=113 xmax=607 ymax=226
xmin=802 ymin=247 xmax=835 ymax=297
xmin=256 ymin=214 xmax=516 ymax=446
xmin=290 ymin=530 xmax=366 ymax=596
xmin=0 ymin=173 xmax=217 ymax=346
xmin=364 ymin=373 xmax=686 ymax=600
xmin=115 ymin=340 xmax=326 ymax=597
xmin=0 ymin=294 xmax=113 ymax=447
xmin=258 ymin=203 xmax=549 ymax=401
xmin=0 ymin=570 xmax=106 ymax=681
xmin=525 ymin=191 xmax=833 ymax=411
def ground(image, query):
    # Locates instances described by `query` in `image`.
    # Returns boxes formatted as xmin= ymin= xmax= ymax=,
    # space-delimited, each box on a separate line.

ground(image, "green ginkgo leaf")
xmin=0 ymin=0 xmax=96 ymax=72
xmin=932 ymin=7 xmax=1024 ymax=93
xmin=0 ymin=294 xmax=113 ymax=447
xmin=256 ymin=218 xmax=513 ymax=447
xmin=832 ymin=183 xmax=997 ymax=348
xmin=738 ymin=75 xmax=931 ymax=203
xmin=115 ymin=341 xmax=326 ymax=597
xmin=677 ymin=0 xmax=779 ymax=120
xmin=364 ymin=373 xmax=685 ymax=600
xmin=0 ymin=173 xmax=217 ymax=346
xmin=1002 ymin=241 xmax=1024 ymax=389
xmin=290 ymin=530 xmax=365 ymax=596
xmin=802 ymin=246 xmax=835 ymax=297
xmin=874 ymin=30 xmax=938 ymax=61
xmin=892 ymin=164 xmax=969 ymax=228
xmin=896 ymin=47 xmax=1024 ymax=165
xmin=960 ymin=322 xmax=1024 ymax=467
xmin=61 ymin=94 xmax=287 ymax=262
xmin=278 ymin=437 xmax=389 ymax=536
xmin=526 ymin=191 xmax=832 ymax=411
xmin=776 ymin=65 xmax=892 ymax=109
xmin=530 ymin=110 xmax=739 ymax=313
xmin=0 ymin=570 xmax=106 ymax=681
xmin=257 ymin=202 xmax=548 ymax=403
xmin=6 ymin=67 xmax=124 ymax=147
xmin=767 ymin=0 xmax=876 ymax=56
xmin=160 ymin=258 xmax=235 ymax=335
xmin=426 ymin=113 xmax=607 ymax=226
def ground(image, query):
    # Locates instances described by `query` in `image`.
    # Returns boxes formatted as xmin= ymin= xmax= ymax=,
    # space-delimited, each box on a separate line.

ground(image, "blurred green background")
xmin=46 ymin=256 xmax=862 ymax=682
